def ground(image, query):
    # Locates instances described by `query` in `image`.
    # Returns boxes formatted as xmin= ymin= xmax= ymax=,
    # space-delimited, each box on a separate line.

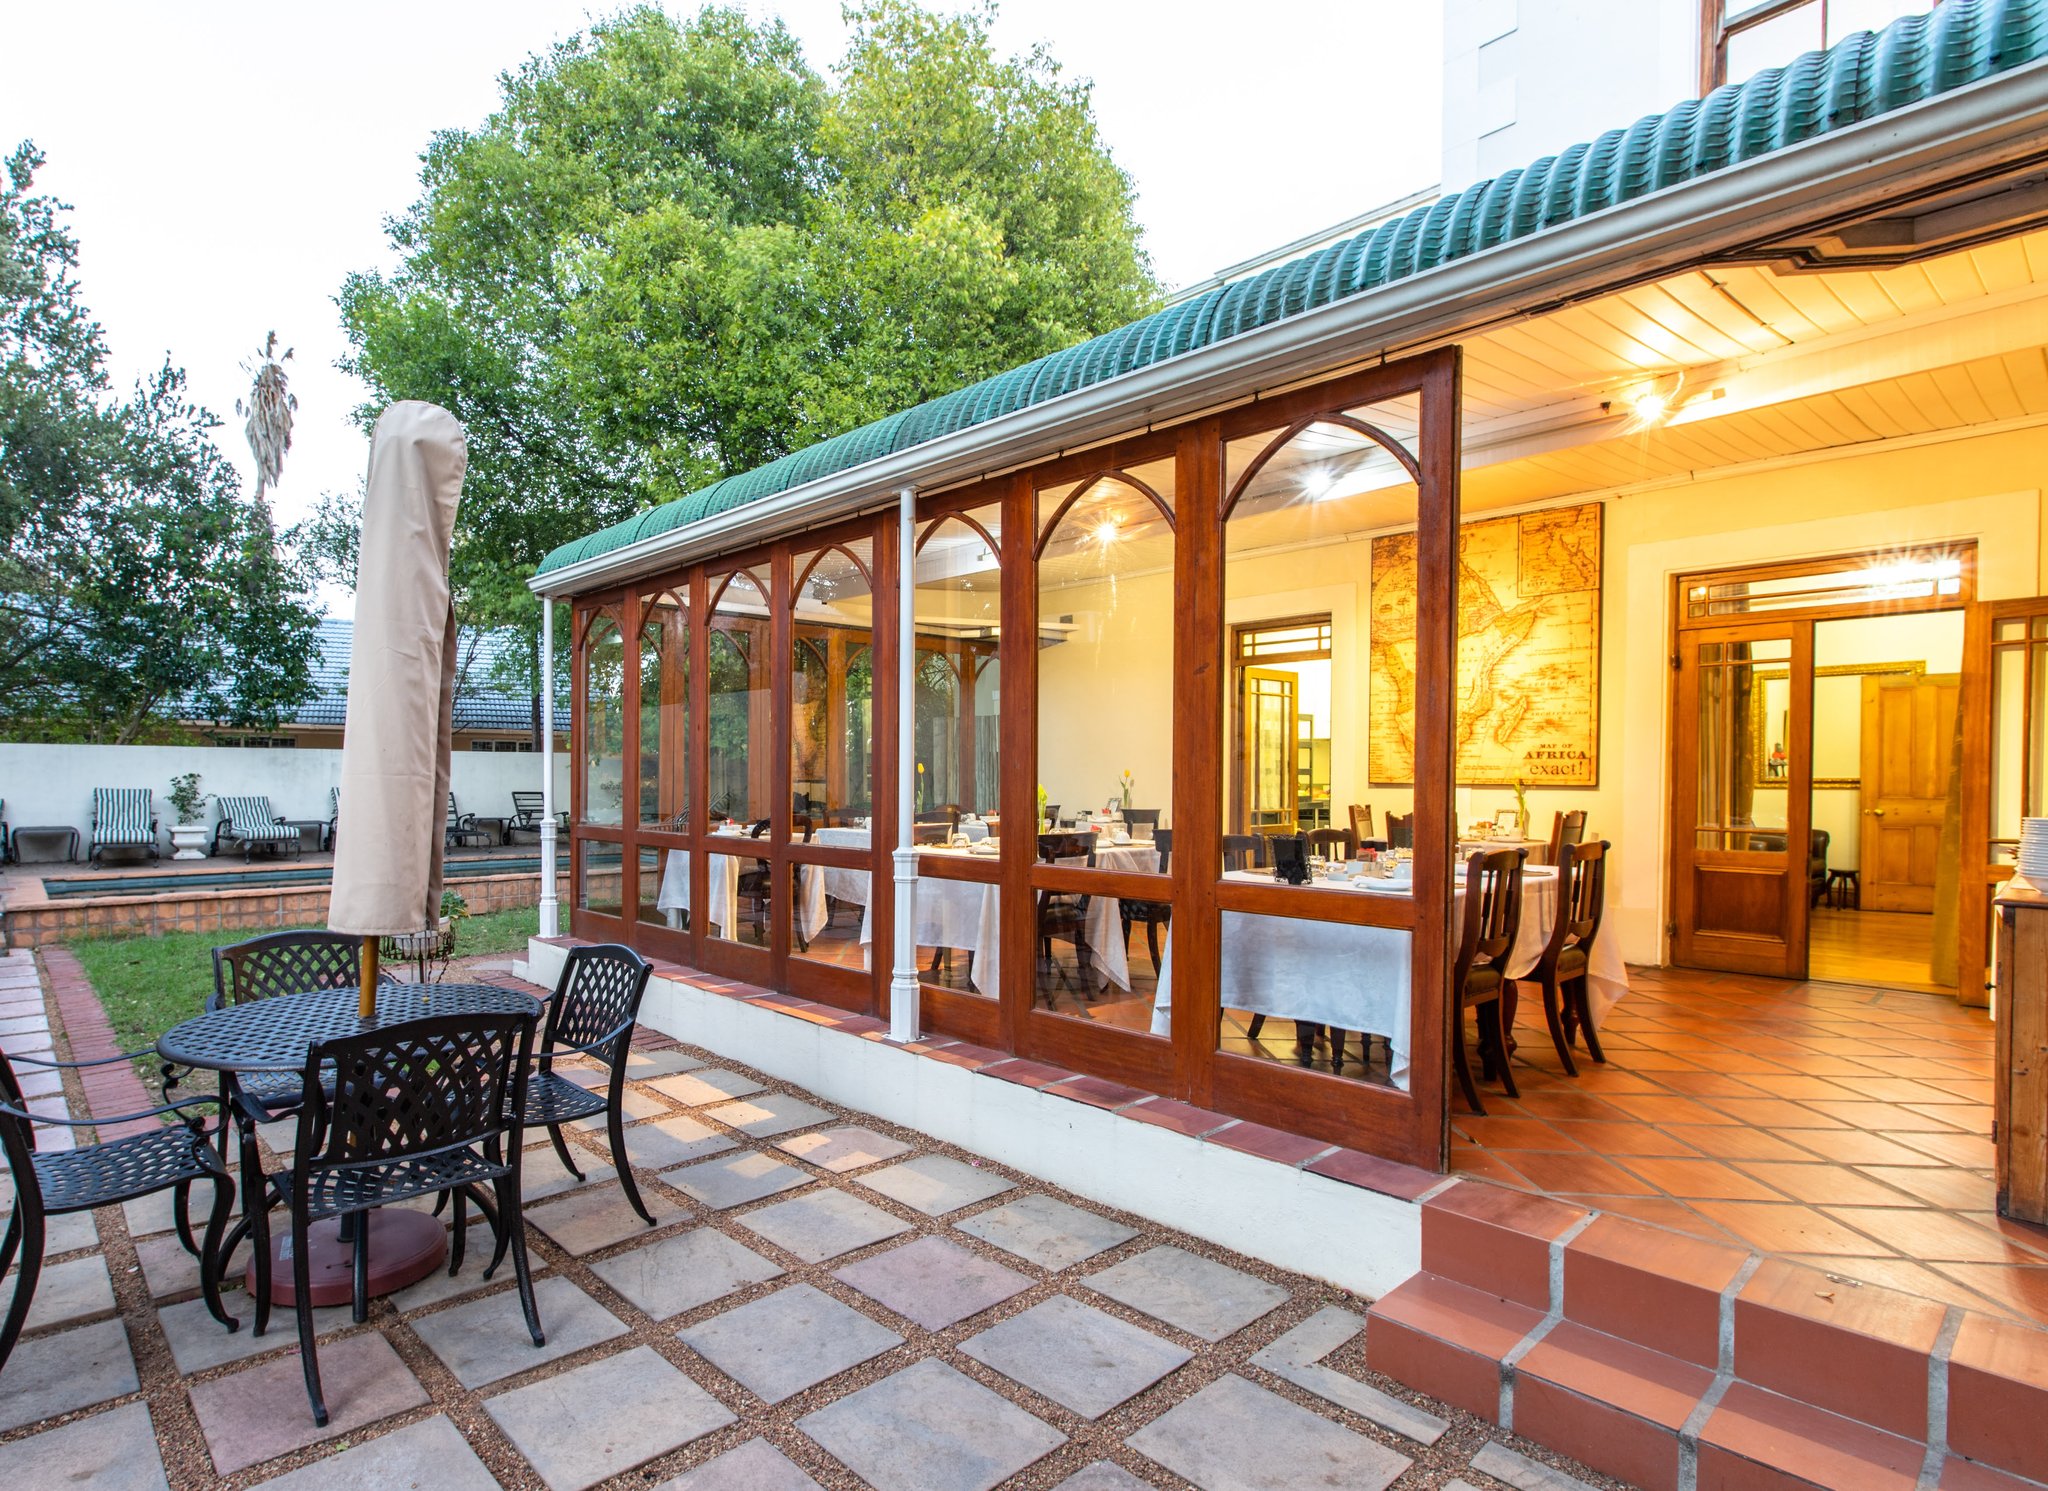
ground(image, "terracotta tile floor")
xmin=1453 ymin=965 xmax=2048 ymax=1329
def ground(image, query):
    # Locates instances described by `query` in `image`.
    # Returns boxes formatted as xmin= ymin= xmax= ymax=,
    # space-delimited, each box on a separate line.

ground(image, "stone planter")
xmin=169 ymin=823 xmax=210 ymax=861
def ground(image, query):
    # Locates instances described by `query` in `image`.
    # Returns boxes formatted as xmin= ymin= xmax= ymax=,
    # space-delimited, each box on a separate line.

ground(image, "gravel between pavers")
xmin=0 ymin=949 xmax=1641 ymax=1491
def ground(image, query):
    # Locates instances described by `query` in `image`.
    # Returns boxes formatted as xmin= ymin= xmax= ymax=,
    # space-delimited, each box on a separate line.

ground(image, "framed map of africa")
xmin=1368 ymin=502 xmax=1601 ymax=787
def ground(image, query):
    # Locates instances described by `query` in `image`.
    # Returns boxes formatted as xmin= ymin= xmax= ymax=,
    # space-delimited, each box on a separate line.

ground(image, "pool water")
xmin=39 ymin=854 xmax=590 ymax=901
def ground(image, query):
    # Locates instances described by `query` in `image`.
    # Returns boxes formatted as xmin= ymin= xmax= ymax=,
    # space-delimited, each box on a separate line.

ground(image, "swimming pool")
xmin=38 ymin=854 xmax=601 ymax=901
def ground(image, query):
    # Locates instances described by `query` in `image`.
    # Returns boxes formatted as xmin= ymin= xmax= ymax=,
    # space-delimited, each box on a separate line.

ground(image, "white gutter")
xmin=529 ymin=59 xmax=2048 ymax=599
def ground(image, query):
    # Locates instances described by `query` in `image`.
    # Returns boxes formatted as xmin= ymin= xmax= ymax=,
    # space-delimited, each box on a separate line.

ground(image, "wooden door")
xmin=1859 ymin=672 xmax=1960 ymax=913
xmin=1671 ymin=622 xmax=1813 ymax=976
xmin=1241 ymin=667 xmax=1299 ymax=833
xmin=1960 ymin=598 xmax=2048 ymax=1006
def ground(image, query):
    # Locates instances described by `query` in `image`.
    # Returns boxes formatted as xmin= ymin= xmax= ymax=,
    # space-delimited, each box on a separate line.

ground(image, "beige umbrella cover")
xmin=328 ymin=402 xmax=466 ymax=948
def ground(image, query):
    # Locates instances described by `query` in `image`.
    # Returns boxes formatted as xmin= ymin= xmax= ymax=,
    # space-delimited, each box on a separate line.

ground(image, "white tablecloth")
xmin=656 ymin=837 xmax=827 ymax=942
xmin=858 ymin=846 xmax=1003 ymax=996
xmin=1077 ymin=841 xmax=1159 ymax=993
xmin=1148 ymin=866 xmax=1631 ymax=1090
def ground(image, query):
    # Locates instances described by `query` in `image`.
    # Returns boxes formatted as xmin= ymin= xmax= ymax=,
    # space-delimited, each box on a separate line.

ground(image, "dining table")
xmin=155 ymin=980 xmax=543 ymax=1306
xmin=655 ymin=832 xmax=830 ymax=944
xmin=1146 ymin=865 xmax=1630 ymax=1089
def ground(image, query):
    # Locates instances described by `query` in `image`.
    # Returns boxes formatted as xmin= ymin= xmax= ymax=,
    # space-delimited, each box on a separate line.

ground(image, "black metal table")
xmin=157 ymin=981 xmax=543 ymax=1304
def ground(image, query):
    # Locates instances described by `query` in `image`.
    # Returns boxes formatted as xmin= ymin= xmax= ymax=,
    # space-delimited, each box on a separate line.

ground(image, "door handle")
xmin=1868 ymin=807 xmax=1885 ymax=817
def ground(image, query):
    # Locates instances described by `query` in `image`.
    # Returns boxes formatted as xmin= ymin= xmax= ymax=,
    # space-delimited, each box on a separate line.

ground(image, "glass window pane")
xmin=791 ymin=858 xmax=869 ymax=968
xmin=915 ymin=505 xmax=1003 ymax=826
xmin=1725 ymin=1 xmax=1823 ymax=86
xmin=580 ymin=614 xmax=624 ymax=827
xmin=1030 ymin=828 xmax=1170 ymax=1015
xmin=636 ymin=846 xmax=681 ymax=929
xmin=695 ymin=832 xmax=771 ymax=949
xmin=1990 ymin=646 xmax=2025 ymax=843
xmin=707 ymin=570 xmax=768 ymax=828
xmin=1825 ymin=0 xmax=1933 ymax=45
xmin=639 ymin=589 xmax=687 ymax=830
xmin=1214 ymin=911 xmax=1409 ymax=1088
xmin=790 ymin=541 xmax=876 ymax=827
xmin=1036 ymin=458 xmax=1175 ymax=833
xmin=576 ymin=840 xmax=621 ymax=915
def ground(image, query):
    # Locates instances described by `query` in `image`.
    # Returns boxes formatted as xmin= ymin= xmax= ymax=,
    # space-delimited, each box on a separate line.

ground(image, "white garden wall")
xmin=0 ymin=742 xmax=567 ymax=851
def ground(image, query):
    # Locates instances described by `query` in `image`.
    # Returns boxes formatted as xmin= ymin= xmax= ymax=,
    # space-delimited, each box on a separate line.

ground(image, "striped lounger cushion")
xmin=92 ymin=788 xmax=155 ymax=847
xmin=220 ymin=796 xmax=297 ymax=844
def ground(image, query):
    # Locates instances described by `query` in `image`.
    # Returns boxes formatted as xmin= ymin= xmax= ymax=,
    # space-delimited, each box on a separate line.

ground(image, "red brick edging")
xmin=39 ymin=945 xmax=161 ymax=1139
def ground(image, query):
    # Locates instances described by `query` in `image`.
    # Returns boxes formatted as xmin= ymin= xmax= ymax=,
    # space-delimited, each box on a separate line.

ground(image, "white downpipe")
xmin=539 ymin=595 xmax=560 ymax=939
xmin=889 ymin=485 xmax=921 ymax=1042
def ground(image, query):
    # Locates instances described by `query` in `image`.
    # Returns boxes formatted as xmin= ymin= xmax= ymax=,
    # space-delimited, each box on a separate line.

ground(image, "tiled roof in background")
xmin=535 ymin=0 xmax=2048 ymax=579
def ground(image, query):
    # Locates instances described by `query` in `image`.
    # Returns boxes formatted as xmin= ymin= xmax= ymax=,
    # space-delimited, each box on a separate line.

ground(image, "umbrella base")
xmin=249 ymin=1209 xmax=447 ymax=1307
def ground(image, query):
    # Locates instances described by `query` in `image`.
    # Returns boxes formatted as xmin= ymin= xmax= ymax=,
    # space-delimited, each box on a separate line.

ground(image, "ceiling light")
xmin=1301 ymin=468 xmax=1336 ymax=501
xmin=1093 ymin=519 xmax=1120 ymax=545
xmin=1616 ymin=371 xmax=1687 ymax=434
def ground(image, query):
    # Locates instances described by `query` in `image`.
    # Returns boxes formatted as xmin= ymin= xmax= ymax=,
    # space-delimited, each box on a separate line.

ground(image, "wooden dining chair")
xmin=1385 ymin=812 xmax=1414 ymax=850
xmin=1119 ymin=829 xmax=1172 ymax=976
xmin=1348 ymin=803 xmax=1375 ymax=844
xmin=1544 ymin=809 xmax=1587 ymax=867
xmin=1306 ymin=826 xmax=1355 ymax=859
xmin=1220 ymin=834 xmax=1263 ymax=872
xmin=1452 ymin=847 xmax=1527 ymax=1114
xmin=1528 ymin=839 xmax=1609 ymax=1074
xmin=1035 ymin=832 xmax=1097 ymax=1002
xmin=735 ymin=819 xmax=774 ymax=942
xmin=1120 ymin=808 xmax=1162 ymax=839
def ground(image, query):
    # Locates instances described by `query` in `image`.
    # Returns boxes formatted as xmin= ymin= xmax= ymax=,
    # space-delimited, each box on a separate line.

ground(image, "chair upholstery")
xmin=1451 ymin=847 xmax=1527 ymax=1115
xmin=90 ymin=787 xmax=157 ymax=863
xmin=215 ymin=795 xmax=300 ymax=859
xmin=0 ymin=1044 xmax=236 ymax=1374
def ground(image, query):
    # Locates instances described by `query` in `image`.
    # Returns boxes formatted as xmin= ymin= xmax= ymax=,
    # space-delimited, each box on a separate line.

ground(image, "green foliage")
xmin=342 ymin=2 xmax=1158 ymax=674
xmin=167 ymin=772 xmax=207 ymax=825
xmin=0 ymin=143 xmax=322 ymax=743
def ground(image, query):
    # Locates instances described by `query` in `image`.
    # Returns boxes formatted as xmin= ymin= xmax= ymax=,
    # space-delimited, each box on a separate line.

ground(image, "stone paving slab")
xmin=956 ymin=1193 xmax=1139 ymax=1271
xmin=776 ymin=1124 xmax=912 ymax=1173
xmin=26 ymin=1208 xmax=98 ymax=1254
xmin=122 ymin=1185 xmax=188 ymax=1240
xmin=521 ymin=1144 xmax=618 ymax=1200
xmin=158 ymin=1294 xmax=352 ymax=1376
xmin=247 ymin=1413 xmax=499 ymax=1491
xmin=961 ymin=1295 xmax=1192 ymax=1419
xmin=799 ymin=1359 xmax=1064 ymax=1491
xmin=525 ymin=1179 xmax=683 ymax=1253
xmin=1251 ymin=1306 xmax=1450 ymax=1447
xmin=487 ymin=1344 xmax=736 ymax=1491
xmin=613 ymin=1113 xmax=739 ymax=1170
xmin=190 ymin=1330 xmax=431 ymax=1477
xmin=832 ymin=1234 xmax=1032 ymax=1330
xmin=1085 ymin=1245 xmax=1290 ymax=1342
xmin=0 ymin=1401 xmax=168 ymax=1491
xmin=854 ymin=1153 xmax=1017 ymax=1215
xmin=590 ymin=1227 xmax=783 ymax=1319
xmin=410 ymin=1275 xmax=627 ymax=1389
xmin=571 ymin=1084 xmax=669 ymax=1128
xmin=678 ymin=1283 xmax=901 ymax=1403
xmin=701 ymin=1091 xmax=835 ymax=1137
xmin=23 ymin=1252 xmax=115 ymax=1331
xmin=665 ymin=1150 xmax=812 ymax=1209
xmin=1053 ymin=1464 xmax=1156 ymax=1491
xmin=737 ymin=1187 xmax=912 ymax=1263
xmin=622 ymin=1048 xmax=706 ymax=1079
xmin=657 ymin=1438 xmax=826 ymax=1490
xmin=1127 ymin=1373 xmax=1412 ymax=1491
xmin=1470 ymin=1443 xmax=1601 ymax=1491
xmin=0 ymin=1316 xmax=137 ymax=1431
xmin=134 ymin=1230 xmax=205 ymax=1300
xmin=649 ymin=1069 xmax=767 ymax=1106
xmin=392 ymin=1252 xmax=551 ymax=1314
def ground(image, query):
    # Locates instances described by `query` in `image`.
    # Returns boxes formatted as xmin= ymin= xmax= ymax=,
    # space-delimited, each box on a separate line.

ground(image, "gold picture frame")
xmin=1750 ymin=660 xmax=1924 ymax=789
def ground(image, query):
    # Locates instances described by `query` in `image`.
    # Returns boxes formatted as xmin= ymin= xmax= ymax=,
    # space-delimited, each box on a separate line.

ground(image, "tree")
xmin=0 ymin=143 xmax=321 ymax=742
xmin=341 ymin=1 xmax=1159 ymax=685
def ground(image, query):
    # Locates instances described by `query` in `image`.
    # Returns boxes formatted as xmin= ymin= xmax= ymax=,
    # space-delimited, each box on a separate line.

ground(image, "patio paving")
xmin=0 ymin=946 xmax=1636 ymax=1490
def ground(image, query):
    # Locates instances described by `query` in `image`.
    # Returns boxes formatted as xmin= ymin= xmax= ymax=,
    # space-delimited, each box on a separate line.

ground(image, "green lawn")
xmin=67 ymin=906 xmax=541 ymax=1088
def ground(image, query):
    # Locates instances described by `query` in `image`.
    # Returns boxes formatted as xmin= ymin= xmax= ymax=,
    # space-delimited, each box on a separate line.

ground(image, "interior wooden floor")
xmin=1808 ymin=905 xmax=1951 ymax=994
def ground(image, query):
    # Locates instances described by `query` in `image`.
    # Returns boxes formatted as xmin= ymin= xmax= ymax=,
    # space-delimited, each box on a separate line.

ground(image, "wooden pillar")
xmin=1996 ymin=888 xmax=2048 ymax=1224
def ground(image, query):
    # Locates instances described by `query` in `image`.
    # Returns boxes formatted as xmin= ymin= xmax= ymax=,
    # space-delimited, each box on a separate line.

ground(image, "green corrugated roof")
xmin=538 ymin=0 xmax=2048 ymax=579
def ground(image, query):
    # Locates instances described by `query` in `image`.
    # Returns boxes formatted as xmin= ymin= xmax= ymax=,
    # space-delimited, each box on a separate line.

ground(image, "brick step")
xmin=1364 ymin=1181 xmax=2048 ymax=1491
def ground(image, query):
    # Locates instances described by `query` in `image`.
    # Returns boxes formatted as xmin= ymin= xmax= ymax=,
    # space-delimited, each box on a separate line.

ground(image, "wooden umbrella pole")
xmin=360 ymin=936 xmax=380 ymax=1020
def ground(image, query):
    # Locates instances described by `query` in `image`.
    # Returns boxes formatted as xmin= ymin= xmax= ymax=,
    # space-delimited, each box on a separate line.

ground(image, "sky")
xmin=1 ymin=1 xmax=1443 ymax=611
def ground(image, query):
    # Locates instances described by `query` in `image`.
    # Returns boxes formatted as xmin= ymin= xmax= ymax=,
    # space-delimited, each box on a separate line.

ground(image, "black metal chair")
xmin=1119 ymin=829 xmax=1172 ymax=976
xmin=1452 ymin=847 xmax=1527 ymax=1114
xmin=1 ymin=1044 xmax=237 ymax=1375
xmin=266 ymin=1011 xmax=542 ymax=1425
xmin=521 ymin=943 xmax=656 ymax=1226
xmin=735 ymin=819 xmax=774 ymax=944
xmin=1528 ymin=839 xmax=1610 ymax=1074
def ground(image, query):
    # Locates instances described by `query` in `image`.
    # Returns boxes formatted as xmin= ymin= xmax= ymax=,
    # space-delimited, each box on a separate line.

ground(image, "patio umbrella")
xmin=327 ymin=402 xmax=466 ymax=1017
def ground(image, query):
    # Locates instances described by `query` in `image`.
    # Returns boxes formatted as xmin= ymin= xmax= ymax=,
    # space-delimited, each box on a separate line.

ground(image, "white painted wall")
xmin=1441 ymin=0 xmax=1700 ymax=192
xmin=0 ymin=742 xmax=567 ymax=852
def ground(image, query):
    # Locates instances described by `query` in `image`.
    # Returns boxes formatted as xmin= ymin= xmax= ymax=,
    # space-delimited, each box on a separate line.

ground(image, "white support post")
xmin=538 ymin=593 xmax=560 ymax=939
xmin=889 ymin=485 xmax=921 ymax=1042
